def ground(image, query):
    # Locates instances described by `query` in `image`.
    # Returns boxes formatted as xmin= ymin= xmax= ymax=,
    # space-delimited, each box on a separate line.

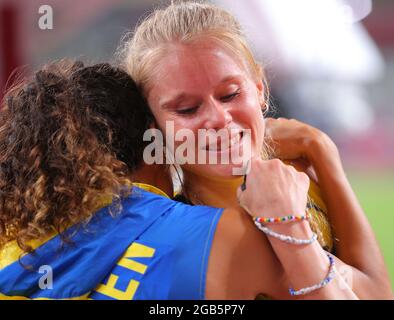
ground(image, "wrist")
xmin=266 ymin=222 xmax=331 ymax=290
xmin=268 ymin=220 xmax=314 ymax=241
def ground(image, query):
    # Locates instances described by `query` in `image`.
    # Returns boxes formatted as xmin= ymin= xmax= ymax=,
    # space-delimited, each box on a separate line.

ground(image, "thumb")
xmin=236 ymin=185 xmax=243 ymax=201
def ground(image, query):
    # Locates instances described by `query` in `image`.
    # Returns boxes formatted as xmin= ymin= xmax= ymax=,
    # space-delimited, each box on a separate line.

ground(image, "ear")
xmin=149 ymin=120 xmax=158 ymax=129
xmin=255 ymin=80 xmax=264 ymax=104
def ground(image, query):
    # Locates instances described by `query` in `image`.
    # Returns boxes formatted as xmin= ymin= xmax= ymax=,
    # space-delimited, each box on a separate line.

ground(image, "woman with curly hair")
xmin=0 ymin=60 xmax=362 ymax=300
xmin=0 ymin=61 xmax=172 ymax=299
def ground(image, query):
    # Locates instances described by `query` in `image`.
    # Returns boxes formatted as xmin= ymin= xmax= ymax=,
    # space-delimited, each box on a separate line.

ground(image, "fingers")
xmin=236 ymin=157 xmax=310 ymax=218
xmin=283 ymin=160 xmax=310 ymax=189
xmin=236 ymin=185 xmax=252 ymax=215
xmin=240 ymin=173 xmax=247 ymax=191
xmin=297 ymin=170 xmax=311 ymax=190
xmin=236 ymin=185 xmax=243 ymax=200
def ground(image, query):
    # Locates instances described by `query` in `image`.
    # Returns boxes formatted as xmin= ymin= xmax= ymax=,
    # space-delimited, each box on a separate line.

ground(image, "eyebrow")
xmin=219 ymin=74 xmax=243 ymax=84
xmin=160 ymin=93 xmax=189 ymax=110
xmin=159 ymin=74 xmax=243 ymax=110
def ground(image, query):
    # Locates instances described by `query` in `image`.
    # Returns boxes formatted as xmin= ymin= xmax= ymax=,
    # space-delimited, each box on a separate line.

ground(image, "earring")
xmin=261 ymin=101 xmax=269 ymax=113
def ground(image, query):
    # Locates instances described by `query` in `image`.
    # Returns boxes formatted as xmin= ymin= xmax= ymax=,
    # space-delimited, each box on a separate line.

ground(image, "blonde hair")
xmin=117 ymin=0 xmax=269 ymax=105
xmin=117 ymin=0 xmax=332 ymax=251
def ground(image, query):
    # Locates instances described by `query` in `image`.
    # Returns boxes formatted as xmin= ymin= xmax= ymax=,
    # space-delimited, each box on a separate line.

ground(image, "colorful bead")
xmin=254 ymin=213 xmax=309 ymax=224
xmin=288 ymin=253 xmax=336 ymax=296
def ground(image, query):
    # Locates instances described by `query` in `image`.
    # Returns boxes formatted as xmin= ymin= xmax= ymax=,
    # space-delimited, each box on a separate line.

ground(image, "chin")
xmin=184 ymin=163 xmax=247 ymax=181
xmin=181 ymin=141 xmax=260 ymax=179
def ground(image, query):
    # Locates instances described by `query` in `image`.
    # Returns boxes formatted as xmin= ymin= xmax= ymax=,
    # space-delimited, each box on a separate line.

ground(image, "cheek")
xmin=152 ymin=112 xmax=203 ymax=149
xmin=233 ymin=96 xmax=265 ymax=151
xmin=253 ymin=110 xmax=265 ymax=149
xmin=235 ymin=94 xmax=264 ymax=130
xmin=255 ymin=116 xmax=265 ymax=149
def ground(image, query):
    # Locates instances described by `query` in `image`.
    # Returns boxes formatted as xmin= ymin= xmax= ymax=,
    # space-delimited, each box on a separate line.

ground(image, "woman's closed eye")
xmin=175 ymin=89 xmax=240 ymax=115
xmin=176 ymin=106 xmax=199 ymax=115
xmin=220 ymin=89 xmax=240 ymax=102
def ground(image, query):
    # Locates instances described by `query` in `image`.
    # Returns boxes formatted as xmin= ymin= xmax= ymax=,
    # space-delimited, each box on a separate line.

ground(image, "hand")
xmin=236 ymin=157 xmax=310 ymax=219
xmin=264 ymin=117 xmax=340 ymax=168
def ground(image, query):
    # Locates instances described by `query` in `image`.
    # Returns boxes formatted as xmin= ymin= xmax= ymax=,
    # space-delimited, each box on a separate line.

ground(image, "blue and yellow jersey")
xmin=0 ymin=185 xmax=223 ymax=300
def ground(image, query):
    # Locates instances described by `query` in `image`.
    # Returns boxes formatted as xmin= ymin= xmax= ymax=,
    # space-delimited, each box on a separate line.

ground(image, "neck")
xmin=183 ymin=171 xmax=243 ymax=208
xmin=131 ymin=164 xmax=173 ymax=198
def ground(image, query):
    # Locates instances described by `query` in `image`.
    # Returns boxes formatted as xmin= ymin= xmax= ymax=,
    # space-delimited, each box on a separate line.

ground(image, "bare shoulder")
xmin=205 ymin=207 xmax=288 ymax=299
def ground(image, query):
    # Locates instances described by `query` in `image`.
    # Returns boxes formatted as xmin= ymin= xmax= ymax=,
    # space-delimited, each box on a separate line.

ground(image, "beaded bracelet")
xmin=255 ymin=212 xmax=309 ymax=224
xmin=254 ymin=218 xmax=318 ymax=245
xmin=289 ymin=253 xmax=336 ymax=296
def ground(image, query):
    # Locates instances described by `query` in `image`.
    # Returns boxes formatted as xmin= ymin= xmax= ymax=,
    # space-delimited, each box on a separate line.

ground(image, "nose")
xmin=203 ymin=98 xmax=232 ymax=130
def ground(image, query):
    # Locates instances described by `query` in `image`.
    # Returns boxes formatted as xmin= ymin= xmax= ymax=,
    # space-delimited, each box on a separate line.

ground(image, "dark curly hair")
xmin=0 ymin=60 xmax=153 ymax=252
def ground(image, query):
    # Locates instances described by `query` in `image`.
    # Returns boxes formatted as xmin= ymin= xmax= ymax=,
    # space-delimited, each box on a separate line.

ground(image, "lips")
xmin=203 ymin=131 xmax=244 ymax=152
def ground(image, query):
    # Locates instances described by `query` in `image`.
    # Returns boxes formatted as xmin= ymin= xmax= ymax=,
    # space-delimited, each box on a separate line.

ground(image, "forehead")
xmin=149 ymin=42 xmax=247 ymax=97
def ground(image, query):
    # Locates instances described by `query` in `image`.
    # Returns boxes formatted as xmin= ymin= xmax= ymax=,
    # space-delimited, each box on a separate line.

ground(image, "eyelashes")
xmin=176 ymin=106 xmax=199 ymax=115
xmin=175 ymin=89 xmax=241 ymax=116
xmin=220 ymin=89 xmax=241 ymax=102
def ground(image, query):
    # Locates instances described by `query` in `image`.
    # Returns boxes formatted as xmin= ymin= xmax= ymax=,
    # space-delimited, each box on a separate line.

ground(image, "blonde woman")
xmin=118 ymin=1 xmax=392 ymax=299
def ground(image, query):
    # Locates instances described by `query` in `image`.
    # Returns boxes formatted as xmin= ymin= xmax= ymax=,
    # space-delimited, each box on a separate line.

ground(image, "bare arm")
xmin=265 ymin=118 xmax=393 ymax=299
xmin=206 ymin=159 xmax=360 ymax=300
xmin=308 ymin=135 xmax=392 ymax=298
xmin=266 ymin=221 xmax=358 ymax=299
xmin=236 ymin=158 xmax=359 ymax=299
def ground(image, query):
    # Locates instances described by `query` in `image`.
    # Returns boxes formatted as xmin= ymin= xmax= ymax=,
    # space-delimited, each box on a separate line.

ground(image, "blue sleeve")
xmin=169 ymin=204 xmax=224 ymax=300
xmin=133 ymin=202 xmax=224 ymax=300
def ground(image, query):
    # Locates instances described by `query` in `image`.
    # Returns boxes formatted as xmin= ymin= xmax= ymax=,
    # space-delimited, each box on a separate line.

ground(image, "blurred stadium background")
xmin=1 ymin=0 xmax=393 ymax=291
